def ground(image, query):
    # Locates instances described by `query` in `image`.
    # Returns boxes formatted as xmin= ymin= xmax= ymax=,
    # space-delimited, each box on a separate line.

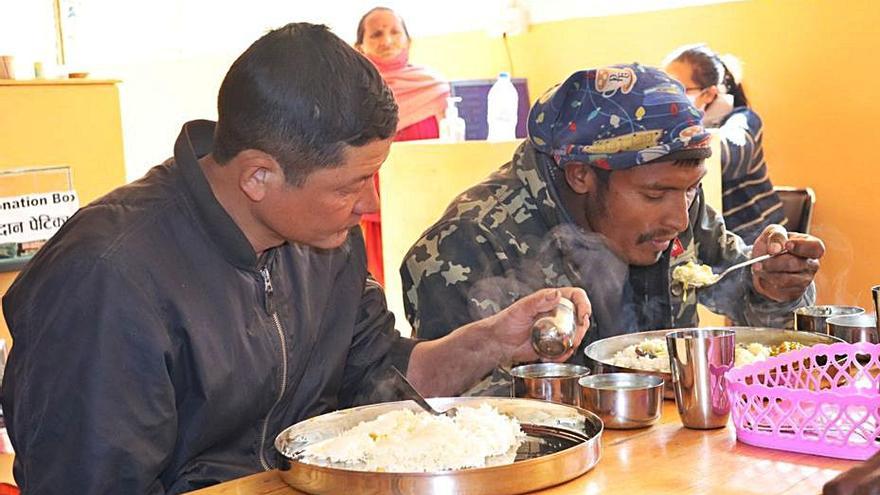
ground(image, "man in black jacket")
xmin=0 ymin=23 xmax=591 ymax=494
xmin=823 ymin=450 xmax=880 ymax=494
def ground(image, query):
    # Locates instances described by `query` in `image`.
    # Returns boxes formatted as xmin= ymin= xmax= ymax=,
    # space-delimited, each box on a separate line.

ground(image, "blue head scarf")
xmin=528 ymin=63 xmax=711 ymax=170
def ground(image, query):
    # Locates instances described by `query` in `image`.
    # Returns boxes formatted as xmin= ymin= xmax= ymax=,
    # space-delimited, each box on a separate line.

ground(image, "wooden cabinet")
xmin=0 ymin=79 xmax=126 ymax=345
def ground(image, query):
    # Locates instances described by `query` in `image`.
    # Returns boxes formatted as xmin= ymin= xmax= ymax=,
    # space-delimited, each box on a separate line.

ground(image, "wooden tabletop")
xmin=189 ymin=401 xmax=859 ymax=495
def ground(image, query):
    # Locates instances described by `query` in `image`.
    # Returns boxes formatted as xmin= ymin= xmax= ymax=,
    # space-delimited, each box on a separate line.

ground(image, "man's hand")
xmin=487 ymin=287 xmax=592 ymax=364
xmin=823 ymin=450 xmax=880 ymax=495
xmin=407 ymin=287 xmax=591 ymax=397
xmin=751 ymin=224 xmax=824 ymax=302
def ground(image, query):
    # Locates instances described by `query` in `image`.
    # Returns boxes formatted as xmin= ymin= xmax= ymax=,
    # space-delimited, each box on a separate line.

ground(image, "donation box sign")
xmin=0 ymin=191 xmax=80 ymax=243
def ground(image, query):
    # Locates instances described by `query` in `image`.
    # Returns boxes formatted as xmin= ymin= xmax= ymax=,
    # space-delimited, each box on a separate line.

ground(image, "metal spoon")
xmin=699 ymin=249 xmax=790 ymax=288
xmin=391 ymin=366 xmax=457 ymax=417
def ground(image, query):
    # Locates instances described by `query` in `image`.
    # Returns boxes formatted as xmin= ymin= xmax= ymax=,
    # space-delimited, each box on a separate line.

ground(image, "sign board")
xmin=0 ymin=191 xmax=80 ymax=243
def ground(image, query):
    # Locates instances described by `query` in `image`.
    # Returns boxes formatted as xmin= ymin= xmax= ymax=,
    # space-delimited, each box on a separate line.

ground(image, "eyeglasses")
xmin=684 ymin=86 xmax=705 ymax=93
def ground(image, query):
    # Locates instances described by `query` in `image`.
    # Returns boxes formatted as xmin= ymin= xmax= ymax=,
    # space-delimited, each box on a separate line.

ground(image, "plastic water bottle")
xmin=486 ymin=72 xmax=519 ymax=141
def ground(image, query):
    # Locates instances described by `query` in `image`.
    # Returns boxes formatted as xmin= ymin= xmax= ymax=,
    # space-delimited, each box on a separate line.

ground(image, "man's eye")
xmin=341 ymin=178 xmax=368 ymax=195
xmin=643 ymin=192 xmax=664 ymax=201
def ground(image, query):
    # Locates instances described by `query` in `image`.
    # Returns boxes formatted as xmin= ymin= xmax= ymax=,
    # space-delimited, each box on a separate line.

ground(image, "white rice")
xmin=609 ymin=338 xmax=776 ymax=373
xmin=609 ymin=338 xmax=671 ymax=372
xmin=672 ymin=261 xmax=718 ymax=288
xmin=302 ymin=403 xmax=525 ymax=472
xmin=734 ymin=342 xmax=772 ymax=366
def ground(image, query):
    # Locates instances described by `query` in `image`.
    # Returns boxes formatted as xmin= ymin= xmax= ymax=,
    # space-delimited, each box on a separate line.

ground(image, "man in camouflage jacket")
xmin=401 ymin=65 xmax=822 ymax=367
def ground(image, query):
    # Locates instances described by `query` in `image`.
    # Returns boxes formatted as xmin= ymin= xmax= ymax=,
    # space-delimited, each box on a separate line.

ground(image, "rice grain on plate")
xmin=609 ymin=338 xmax=794 ymax=373
xmin=302 ymin=403 xmax=525 ymax=472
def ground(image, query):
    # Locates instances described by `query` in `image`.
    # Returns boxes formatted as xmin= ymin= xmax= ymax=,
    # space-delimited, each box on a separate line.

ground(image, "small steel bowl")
xmin=827 ymin=313 xmax=878 ymax=344
xmin=578 ymin=373 xmax=663 ymax=429
xmin=510 ymin=363 xmax=591 ymax=407
xmin=794 ymin=305 xmax=864 ymax=333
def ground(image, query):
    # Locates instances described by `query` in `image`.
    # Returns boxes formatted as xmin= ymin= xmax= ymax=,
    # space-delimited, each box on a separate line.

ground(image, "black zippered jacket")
xmin=1 ymin=120 xmax=416 ymax=494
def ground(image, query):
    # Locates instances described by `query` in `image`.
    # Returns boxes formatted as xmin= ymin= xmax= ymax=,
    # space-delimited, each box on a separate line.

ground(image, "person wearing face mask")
xmin=401 ymin=65 xmax=823 ymax=369
xmin=354 ymin=7 xmax=451 ymax=284
xmin=664 ymin=44 xmax=785 ymax=244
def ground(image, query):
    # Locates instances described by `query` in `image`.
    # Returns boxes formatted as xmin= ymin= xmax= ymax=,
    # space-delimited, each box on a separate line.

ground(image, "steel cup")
xmin=578 ymin=373 xmax=663 ymax=429
xmin=510 ymin=363 xmax=590 ymax=406
xmin=794 ymin=305 xmax=864 ymax=333
xmin=666 ymin=329 xmax=735 ymax=429
xmin=826 ymin=313 xmax=879 ymax=344
xmin=872 ymin=286 xmax=880 ymax=331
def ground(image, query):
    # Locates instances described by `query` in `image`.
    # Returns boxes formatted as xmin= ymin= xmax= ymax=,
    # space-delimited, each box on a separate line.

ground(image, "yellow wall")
xmin=0 ymin=80 xmax=127 ymax=346
xmin=381 ymin=140 xmax=523 ymax=336
xmin=411 ymin=0 xmax=880 ymax=312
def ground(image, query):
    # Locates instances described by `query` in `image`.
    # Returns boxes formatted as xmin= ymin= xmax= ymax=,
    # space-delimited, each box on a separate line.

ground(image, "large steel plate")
xmin=584 ymin=326 xmax=842 ymax=399
xmin=275 ymin=396 xmax=603 ymax=495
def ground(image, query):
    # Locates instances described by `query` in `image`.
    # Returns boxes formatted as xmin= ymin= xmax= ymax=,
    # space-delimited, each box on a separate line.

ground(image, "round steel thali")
xmin=584 ymin=326 xmax=843 ymax=399
xmin=274 ymin=396 xmax=603 ymax=495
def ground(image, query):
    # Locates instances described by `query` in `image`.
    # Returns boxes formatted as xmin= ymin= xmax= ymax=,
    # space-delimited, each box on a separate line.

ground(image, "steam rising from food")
xmin=465 ymin=224 xmax=638 ymax=348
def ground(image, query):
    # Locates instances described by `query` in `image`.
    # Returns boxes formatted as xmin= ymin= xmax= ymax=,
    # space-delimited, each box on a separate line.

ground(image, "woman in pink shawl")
xmin=355 ymin=7 xmax=451 ymax=284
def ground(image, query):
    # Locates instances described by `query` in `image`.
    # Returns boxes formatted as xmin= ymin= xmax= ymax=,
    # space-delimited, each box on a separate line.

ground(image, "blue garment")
xmin=527 ymin=63 xmax=711 ymax=170
xmin=717 ymin=107 xmax=786 ymax=243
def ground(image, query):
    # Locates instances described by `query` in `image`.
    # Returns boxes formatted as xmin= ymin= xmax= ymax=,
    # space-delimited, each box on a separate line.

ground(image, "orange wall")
xmin=412 ymin=0 xmax=880 ymax=312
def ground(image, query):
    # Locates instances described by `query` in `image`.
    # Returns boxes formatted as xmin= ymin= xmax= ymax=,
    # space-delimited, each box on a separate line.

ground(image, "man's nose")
xmin=355 ymin=175 xmax=380 ymax=215
xmin=662 ymin=193 xmax=690 ymax=234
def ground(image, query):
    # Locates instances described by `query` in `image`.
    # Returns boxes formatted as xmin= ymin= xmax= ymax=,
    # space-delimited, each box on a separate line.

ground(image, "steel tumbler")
xmin=666 ymin=329 xmax=735 ymax=429
xmin=872 ymin=285 xmax=880 ymax=332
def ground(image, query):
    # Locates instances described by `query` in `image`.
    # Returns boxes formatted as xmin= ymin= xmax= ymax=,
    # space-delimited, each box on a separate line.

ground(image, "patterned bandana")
xmin=528 ymin=63 xmax=711 ymax=170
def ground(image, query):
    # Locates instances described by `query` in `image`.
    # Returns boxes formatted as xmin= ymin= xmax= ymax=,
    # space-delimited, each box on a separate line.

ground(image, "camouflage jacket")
xmin=401 ymin=141 xmax=814 ymax=364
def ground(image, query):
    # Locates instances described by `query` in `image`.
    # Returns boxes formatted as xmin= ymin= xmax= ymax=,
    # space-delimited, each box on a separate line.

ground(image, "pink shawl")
xmin=366 ymin=49 xmax=451 ymax=131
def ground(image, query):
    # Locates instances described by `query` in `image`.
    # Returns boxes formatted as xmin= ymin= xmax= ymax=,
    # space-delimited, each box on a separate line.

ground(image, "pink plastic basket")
xmin=725 ymin=342 xmax=880 ymax=460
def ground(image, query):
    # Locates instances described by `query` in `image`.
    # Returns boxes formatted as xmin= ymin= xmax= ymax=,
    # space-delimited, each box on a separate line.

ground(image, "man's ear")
xmin=236 ymin=150 xmax=283 ymax=202
xmin=702 ymin=85 xmax=720 ymax=107
xmin=562 ymin=162 xmax=596 ymax=195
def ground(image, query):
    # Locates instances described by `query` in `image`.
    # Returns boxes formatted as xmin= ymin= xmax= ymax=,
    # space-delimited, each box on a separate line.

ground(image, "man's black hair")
xmin=213 ymin=22 xmax=399 ymax=186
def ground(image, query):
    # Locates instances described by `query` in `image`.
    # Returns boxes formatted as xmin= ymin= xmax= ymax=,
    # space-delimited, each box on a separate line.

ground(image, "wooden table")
xmin=190 ymin=401 xmax=858 ymax=495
